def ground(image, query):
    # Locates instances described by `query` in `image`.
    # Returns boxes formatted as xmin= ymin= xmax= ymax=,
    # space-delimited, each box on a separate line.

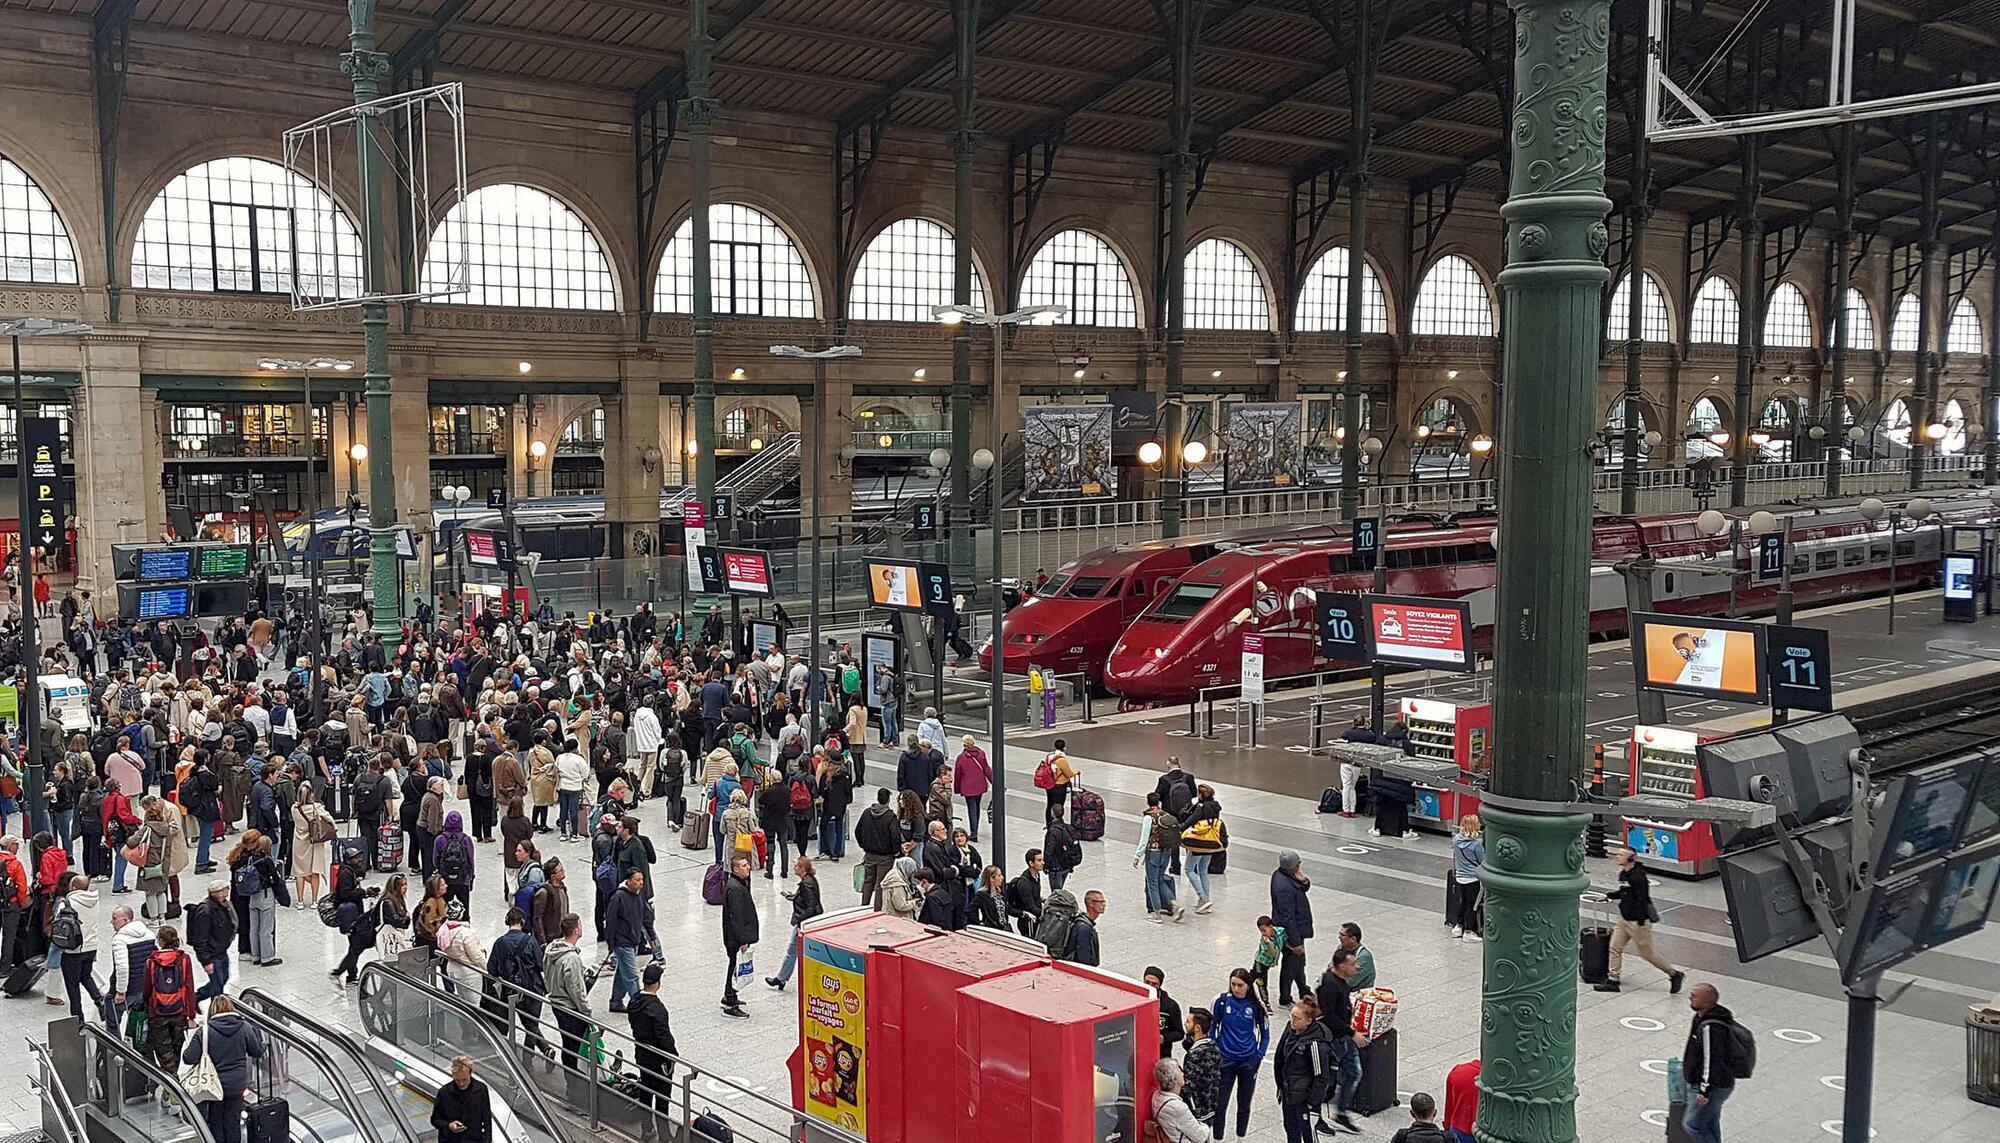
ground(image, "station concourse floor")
xmin=4 ymin=595 xmax=1996 ymax=1142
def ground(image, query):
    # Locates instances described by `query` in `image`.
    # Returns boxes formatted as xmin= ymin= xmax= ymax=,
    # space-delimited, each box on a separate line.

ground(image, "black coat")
xmin=1273 ymin=1020 xmax=1334 ymax=1106
xmin=625 ymin=992 xmax=678 ymax=1096
xmin=181 ymin=768 xmax=221 ymax=823
xmin=855 ymin=805 xmax=901 ymax=857
xmin=1270 ymin=869 xmax=1314 ymax=943
xmin=604 ymin=885 xmax=650 ymax=951
xmin=789 ymin=877 xmax=824 ymax=928
xmin=431 ymin=1077 xmax=493 ymax=1143
xmin=1004 ymin=873 xmax=1044 ymax=933
xmin=722 ymin=872 xmax=759 ymax=951
xmin=184 ymin=1013 xmax=266 ymax=1096
xmin=186 ymin=897 xmax=236 ymax=963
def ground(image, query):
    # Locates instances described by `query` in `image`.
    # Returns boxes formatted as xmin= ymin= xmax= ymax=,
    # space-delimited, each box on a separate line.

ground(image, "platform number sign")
xmin=1352 ymin=517 xmax=1381 ymax=571
xmin=1765 ymin=623 xmax=1833 ymax=713
xmin=1756 ymin=533 xmax=1785 ymax=582
xmin=1315 ymin=592 xmax=1368 ymax=661
xmin=912 ymin=502 xmax=937 ymax=540
xmin=917 ymin=562 xmax=953 ymax=612
xmin=487 ymin=487 xmax=507 ymax=509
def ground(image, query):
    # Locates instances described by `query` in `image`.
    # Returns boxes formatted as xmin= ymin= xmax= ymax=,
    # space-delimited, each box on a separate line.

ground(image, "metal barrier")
xmin=76 ymin=1020 xmax=219 ymax=1143
xmin=369 ymin=953 xmax=868 ymax=1143
xmin=27 ymin=1037 xmax=85 ymax=1143
xmin=237 ymin=988 xmax=426 ymax=1143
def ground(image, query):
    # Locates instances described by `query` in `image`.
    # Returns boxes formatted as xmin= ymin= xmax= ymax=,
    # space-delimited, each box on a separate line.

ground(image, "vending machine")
xmin=1400 ymin=696 xmax=1490 ymax=831
xmin=1624 ymin=724 xmax=1719 ymax=875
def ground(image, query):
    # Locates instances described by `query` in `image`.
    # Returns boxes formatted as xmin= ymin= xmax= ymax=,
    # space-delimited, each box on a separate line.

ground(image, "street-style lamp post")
xmin=2 ymin=316 xmax=92 ymax=835
xmin=769 ymin=343 xmax=862 ymax=745
xmin=257 ymin=355 xmax=354 ymax=726
xmin=935 ymin=302 xmax=1064 ymax=872
xmin=1478 ymin=0 xmax=1612 ymax=1137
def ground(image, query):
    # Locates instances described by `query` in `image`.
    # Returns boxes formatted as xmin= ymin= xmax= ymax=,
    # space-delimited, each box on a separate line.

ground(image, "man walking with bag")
xmin=1592 ymin=847 xmax=1685 ymax=994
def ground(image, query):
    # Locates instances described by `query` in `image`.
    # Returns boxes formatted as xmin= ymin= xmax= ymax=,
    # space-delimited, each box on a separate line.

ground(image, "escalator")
xmin=71 ymin=1019 xmax=217 ymax=1143
xmin=25 ymin=1039 xmax=85 ymax=1143
xmin=235 ymin=990 xmax=425 ymax=1143
xmin=224 ymin=994 xmax=411 ymax=1143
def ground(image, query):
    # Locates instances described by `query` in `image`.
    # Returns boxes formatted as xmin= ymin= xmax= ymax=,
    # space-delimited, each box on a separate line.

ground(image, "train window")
xmin=1065 ymin=576 xmax=1111 ymax=598
xmin=1040 ymin=571 xmax=1073 ymax=596
xmin=1841 ymin=546 xmax=1865 ymax=567
xmin=1869 ymin=543 xmax=1889 ymax=563
xmin=1790 ymin=553 xmax=1810 ymax=575
xmin=1814 ymin=550 xmax=1838 ymax=571
xmin=1894 ymin=539 xmax=1917 ymax=559
xmin=1663 ymin=573 xmax=1675 ymax=594
xmin=1130 ymin=579 xmax=1147 ymax=596
xmin=1152 ymin=581 xmax=1224 ymax=620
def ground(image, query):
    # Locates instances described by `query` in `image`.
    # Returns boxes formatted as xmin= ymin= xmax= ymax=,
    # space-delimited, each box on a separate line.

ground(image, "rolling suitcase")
xmin=1069 ymin=784 xmax=1106 ymax=842
xmin=332 ymin=835 xmax=366 ymax=873
xmin=245 ymin=1095 xmax=290 ymax=1143
xmin=1 ymin=962 xmax=46 ymax=997
xmin=1352 ymin=1029 xmax=1400 ymax=1116
xmin=1579 ymin=896 xmax=1613 ymax=984
xmin=375 ymin=822 xmax=404 ymax=871
xmin=681 ymin=812 xmax=710 ymax=850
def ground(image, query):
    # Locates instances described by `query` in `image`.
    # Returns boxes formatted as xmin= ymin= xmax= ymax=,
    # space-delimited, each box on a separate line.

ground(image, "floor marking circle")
xmin=1639 ymin=1110 xmax=1668 ymax=1127
xmin=1337 ymin=844 xmax=1372 ymax=855
xmin=1165 ymin=730 xmax=1190 ymax=737
xmin=1819 ymin=1075 xmax=1845 ymax=1091
xmin=1620 ymin=1016 xmax=1667 ymax=1032
xmin=1285 ymin=745 xmax=1310 ymax=753
xmin=1775 ymin=1028 xmax=1823 ymax=1044
xmin=1638 ymin=1059 xmax=1670 ymax=1075
xmin=1820 ymin=1122 xmax=1872 ymax=1137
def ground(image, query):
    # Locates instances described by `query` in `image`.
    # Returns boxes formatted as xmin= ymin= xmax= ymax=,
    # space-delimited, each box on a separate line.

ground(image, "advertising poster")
xmin=861 ymin=633 xmax=899 ymax=712
xmin=721 ymin=549 xmax=772 ymax=596
xmin=1222 ymin=402 xmax=1305 ymax=490
xmin=1022 ymin=405 xmax=1116 ymax=501
xmin=1366 ymin=596 xmax=1472 ymax=671
xmin=799 ymin=936 xmax=867 ymax=1135
xmin=1634 ymin=614 xmax=1766 ymax=702
xmin=867 ymin=561 xmax=923 ymax=611
xmin=1943 ymin=553 xmax=1979 ymax=622
xmin=1090 ymin=1014 xmax=1137 ymax=1143
xmin=1626 ymin=824 xmax=1683 ymax=861
xmin=1109 ymin=390 xmax=1158 ymax=464
xmin=1240 ymin=633 xmax=1265 ymax=702
xmin=683 ymin=501 xmax=708 ymax=591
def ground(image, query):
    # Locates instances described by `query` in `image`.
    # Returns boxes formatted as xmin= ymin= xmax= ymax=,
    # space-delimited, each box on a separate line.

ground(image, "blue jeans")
xmin=880 ymin=705 xmax=900 ymax=745
xmin=1185 ymin=853 xmax=1213 ymax=902
xmin=1327 ymin=1035 xmax=1362 ymax=1114
xmin=1211 ymin=1056 xmax=1259 ymax=1138
xmin=196 ymin=821 xmax=214 ymax=868
xmin=775 ymin=925 xmax=802 ymax=983
xmin=1451 ymin=1131 xmax=1477 ymax=1143
xmin=53 ymin=809 xmax=74 ymax=857
xmin=963 ymin=795 xmax=982 ymax=840
xmin=1048 ymin=870 xmax=1069 ymax=892
xmin=557 ymin=790 xmax=581 ymax=837
xmin=609 ymin=946 xmax=639 ymax=1008
xmin=713 ymin=812 xmax=727 ymax=864
xmin=1681 ymin=1086 xmax=1731 ymax=1143
xmin=112 ymin=850 xmax=128 ymax=892
xmin=1143 ymin=849 xmax=1176 ymax=912
xmin=819 ymin=810 xmax=847 ymax=858
xmin=198 ymin=954 xmax=231 ymax=1001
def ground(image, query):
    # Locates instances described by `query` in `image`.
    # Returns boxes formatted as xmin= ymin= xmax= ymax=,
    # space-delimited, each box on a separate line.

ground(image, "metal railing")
xmin=28 ymin=1037 xmax=86 ymax=1143
xmin=78 ymin=1020 xmax=219 ymax=1143
xmin=162 ymin=433 xmax=324 ymax=459
xmin=238 ymin=988 xmax=425 ymax=1143
xmin=229 ymin=997 xmax=402 ymax=1143
xmin=372 ymin=954 xmax=868 ymax=1143
xmin=431 ymin=428 xmax=507 ymax=456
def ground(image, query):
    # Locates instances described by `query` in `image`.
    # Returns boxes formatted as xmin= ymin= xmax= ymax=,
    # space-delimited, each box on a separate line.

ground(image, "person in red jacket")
xmin=31 ymin=832 xmax=69 ymax=1003
xmin=140 ymin=924 xmax=198 ymax=1071
xmin=1443 ymin=1058 xmax=1480 ymax=1142
xmin=101 ymin=778 xmax=141 ymax=894
xmin=0 ymin=835 xmax=30 ymax=969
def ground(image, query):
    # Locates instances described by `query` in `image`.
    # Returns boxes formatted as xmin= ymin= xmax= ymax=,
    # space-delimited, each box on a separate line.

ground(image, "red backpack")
xmin=789 ymin=777 xmax=812 ymax=812
xmin=1033 ymin=755 xmax=1058 ymax=790
xmin=145 ymin=950 xmax=192 ymax=1018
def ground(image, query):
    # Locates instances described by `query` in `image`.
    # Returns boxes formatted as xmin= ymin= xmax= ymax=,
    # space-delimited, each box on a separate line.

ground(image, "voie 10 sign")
xmin=1315 ymin=593 xmax=1369 ymax=660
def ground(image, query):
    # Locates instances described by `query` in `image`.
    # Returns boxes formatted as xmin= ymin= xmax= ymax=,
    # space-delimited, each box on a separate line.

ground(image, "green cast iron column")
xmin=1728 ymin=137 xmax=1759 ymax=508
xmin=1827 ymin=126 xmax=1853 ymax=497
xmin=1911 ymin=118 xmax=1940 ymax=492
xmin=345 ymin=0 xmax=402 ymax=638
xmin=1617 ymin=130 xmax=1648 ymax=515
xmin=1160 ymin=0 xmax=1199 ymax=541
xmin=949 ymin=0 xmax=976 ymax=578
xmin=1988 ymin=206 xmax=2000 ymax=480
xmin=687 ymin=0 xmax=718 ymax=505
xmin=1338 ymin=1 xmax=1374 ymax=519
xmin=1478 ymin=1 xmax=1607 ymax=1139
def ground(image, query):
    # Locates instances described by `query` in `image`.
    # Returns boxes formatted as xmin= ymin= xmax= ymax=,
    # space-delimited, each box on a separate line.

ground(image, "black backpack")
xmin=438 ymin=835 xmax=472 ymax=884
xmin=1317 ymin=786 xmax=1342 ymax=814
xmin=1725 ymin=1019 xmax=1758 ymax=1079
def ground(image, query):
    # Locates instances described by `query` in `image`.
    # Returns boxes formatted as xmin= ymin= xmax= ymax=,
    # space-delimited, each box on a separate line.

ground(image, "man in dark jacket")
xmin=854 ymin=789 xmax=902 ymax=909
xmin=187 ymin=880 xmax=236 ymax=1001
xmin=353 ymin=757 xmax=393 ymax=870
xmin=486 ymin=907 xmax=550 ymax=1052
xmin=1270 ymin=850 xmax=1315 ymax=1005
xmin=720 ymin=855 xmax=758 ymax=1018
xmin=918 ymin=820 xmax=966 ymax=930
xmin=1595 ymin=847 xmax=1685 ymax=994
xmin=1681 ymin=983 xmax=1739 ymax=1143
xmin=1064 ymin=889 xmax=1105 ymax=966
xmin=431 ymin=1056 xmax=494 ymax=1143
xmin=1314 ymin=948 xmax=1367 ymax=1133
xmin=183 ymin=759 xmax=223 ymax=872
xmin=626 ymin=962 xmax=678 ymax=1123
xmin=604 ymin=870 xmax=650 ymax=1014
xmin=895 ymin=736 xmax=941 ymax=799
xmin=1389 ymin=1092 xmax=1452 ymax=1143
xmin=1004 ymin=850 xmax=1045 ymax=938
xmin=250 ymin=764 xmax=284 ymax=838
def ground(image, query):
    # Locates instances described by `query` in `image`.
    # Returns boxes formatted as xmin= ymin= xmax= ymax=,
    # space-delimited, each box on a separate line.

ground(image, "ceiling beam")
xmin=389 ymin=0 xmax=478 ymax=82
xmin=632 ymin=0 xmax=775 ymax=113
xmin=832 ymin=0 xmax=1042 ymax=133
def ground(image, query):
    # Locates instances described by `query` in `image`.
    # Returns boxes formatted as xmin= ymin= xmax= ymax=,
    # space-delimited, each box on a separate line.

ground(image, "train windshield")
xmin=1064 ymin=577 xmax=1113 ymax=598
xmin=1151 ymin=581 xmax=1224 ymax=620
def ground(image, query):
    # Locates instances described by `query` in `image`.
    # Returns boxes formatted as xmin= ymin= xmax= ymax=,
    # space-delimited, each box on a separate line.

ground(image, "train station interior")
xmin=2 ymin=1 xmax=2000 ymax=1142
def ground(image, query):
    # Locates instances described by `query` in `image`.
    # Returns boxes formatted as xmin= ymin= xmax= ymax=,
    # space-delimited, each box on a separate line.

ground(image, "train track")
xmin=1851 ymin=678 xmax=2000 ymax=773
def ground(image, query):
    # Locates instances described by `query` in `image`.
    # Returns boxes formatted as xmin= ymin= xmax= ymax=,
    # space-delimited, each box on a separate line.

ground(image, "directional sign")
xmin=1756 ymin=533 xmax=1785 ymax=582
xmin=1766 ymin=623 xmax=1834 ymax=713
xmin=1315 ymin=592 xmax=1369 ymax=660
xmin=1352 ymin=516 xmax=1381 ymax=571
xmin=21 ymin=417 xmax=65 ymax=557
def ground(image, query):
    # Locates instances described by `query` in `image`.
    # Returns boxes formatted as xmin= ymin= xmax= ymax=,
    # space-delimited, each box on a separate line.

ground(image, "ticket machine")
xmin=1400 ymin=696 xmax=1490 ymax=831
xmin=1624 ymin=724 xmax=1719 ymax=874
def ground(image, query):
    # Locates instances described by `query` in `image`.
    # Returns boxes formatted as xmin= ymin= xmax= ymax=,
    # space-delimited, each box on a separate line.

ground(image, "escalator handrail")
xmin=235 ymin=988 xmax=425 ymax=1143
xmin=75 ymin=1021 xmax=222 ymax=1143
xmin=222 ymin=994 xmax=403 ymax=1143
xmin=356 ymin=960 xmax=574 ymax=1143
xmin=27 ymin=1037 xmax=88 ymax=1143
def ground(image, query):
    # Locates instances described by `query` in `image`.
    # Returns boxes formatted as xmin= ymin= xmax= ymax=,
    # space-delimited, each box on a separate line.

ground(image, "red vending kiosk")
xmin=790 ymin=911 xmax=937 ymax=1138
xmin=1400 ymin=696 xmax=1490 ymax=832
xmin=1623 ymin=724 xmax=1719 ymax=875
xmin=955 ymin=964 xmax=1161 ymax=1143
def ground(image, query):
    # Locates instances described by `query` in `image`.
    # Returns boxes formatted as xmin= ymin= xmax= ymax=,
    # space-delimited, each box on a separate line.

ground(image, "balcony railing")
xmin=554 ymin=436 xmax=605 ymax=456
xmin=163 ymin=433 xmax=325 ymax=460
xmin=853 ymin=428 xmax=955 ymax=451
xmin=429 ymin=428 xmax=506 ymax=456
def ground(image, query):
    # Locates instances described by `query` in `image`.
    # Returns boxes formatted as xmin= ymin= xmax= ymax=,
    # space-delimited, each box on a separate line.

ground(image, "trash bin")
xmin=1969 ymin=1015 xmax=2000 ymax=1106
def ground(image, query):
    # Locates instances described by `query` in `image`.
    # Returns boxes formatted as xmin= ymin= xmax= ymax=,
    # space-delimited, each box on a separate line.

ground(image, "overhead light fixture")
xmin=1210 ymin=369 xmax=1223 ymax=379
xmin=517 ymin=361 xmax=532 ymax=374
xmin=913 ymin=368 xmax=927 ymax=379
xmin=349 ymin=442 xmax=369 ymax=461
xmin=685 ymin=439 xmax=698 ymax=457
xmin=729 ymin=367 xmax=745 ymax=380
xmin=1925 ymin=422 xmax=1950 ymax=441
xmin=1709 ymin=431 xmax=1730 ymax=446
xmin=749 ymin=436 xmax=764 ymax=451
xmin=1138 ymin=440 xmax=1164 ymax=465
xmin=1749 ymin=430 xmax=1772 ymax=446
xmin=1446 ymin=369 xmax=1459 ymax=380
xmin=1183 ymin=440 xmax=1209 ymax=464
xmin=528 ymin=439 xmax=548 ymax=459
xmin=878 ymin=434 xmax=895 ymax=448
xmin=1072 ymin=368 xmax=1086 ymax=379
xmin=1415 ymin=425 xmax=1432 ymax=439
xmin=1337 ymin=370 xmax=1347 ymax=381
xmin=1469 ymin=435 xmax=1494 ymax=455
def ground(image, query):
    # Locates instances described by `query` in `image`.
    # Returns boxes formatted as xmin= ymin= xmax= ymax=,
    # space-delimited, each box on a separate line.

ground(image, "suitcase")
xmin=1 ymin=962 xmax=46 ymax=997
xmin=332 ymin=835 xmax=366 ymax=873
xmin=376 ymin=822 xmax=404 ymax=872
xmin=1352 ymin=1029 xmax=1400 ymax=1116
xmin=1579 ymin=898 xmax=1613 ymax=984
xmin=245 ymin=1096 xmax=290 ymax=1143
xmin=1069 ymin=785 xmax=1106 ymax=842
xmin=680 ymin=812 xmax=710 ymax=850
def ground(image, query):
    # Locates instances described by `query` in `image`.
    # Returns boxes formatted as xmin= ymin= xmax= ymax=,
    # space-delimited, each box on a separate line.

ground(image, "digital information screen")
xmin=1925 ymin=844 xmax=2000 ymax=945
xmin=1631 ymin=612 xmax=1768 ymax=704
xmin=1872 ymin=759 xmax=1982 ymax=878
xmin=866 ymin=560 xmax=924 ymax=611
xmin=1366 ymin=595 xmax=1471 ymax=671
xmin=135 ymin=584 xmax=191 ymax=619
xmin=1960 ymin=760 xmax=2000 ymax=850
xmin=861 ymin=633 xmax=898 ymax=712
xmin=1838 ymin=865 xmax=1942 ymax=983
xmin=720 ymin=549 xmax=773 ymax=597
xmin=138 ymin=547 xmax=193 ymax=582
xmin=748 ymin=619 xmax=782 ymax=656
xmin=463 ymin=530 xmax=503 ymax=569
xmin=197 ymin=545 xmax=251 ymax=579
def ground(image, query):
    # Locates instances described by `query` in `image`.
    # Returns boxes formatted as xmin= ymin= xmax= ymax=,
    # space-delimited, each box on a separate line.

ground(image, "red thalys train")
xmin=1100 ymin=495 xmax=1990 ymax=704
xmin=978 ymin=523 xmax=1357 ymax=685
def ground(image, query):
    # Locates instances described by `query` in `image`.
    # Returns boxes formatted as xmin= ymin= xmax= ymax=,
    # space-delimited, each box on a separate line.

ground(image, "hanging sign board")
xmin=22 ymin=417 xmax=65 ymax=557
xmin=683 ymin=501 xmax=708 ymax=590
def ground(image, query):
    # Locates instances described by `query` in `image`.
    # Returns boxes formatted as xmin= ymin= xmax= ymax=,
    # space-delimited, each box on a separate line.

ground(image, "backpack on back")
xmin=514 ymin=880 xmax=545 ymax=918
xmin=1033 ymin=756 xmax=1057 ymax=790
xmin=789 ymin=777 xmax=812 ymax=812
xmin=1725 ymin=1019 xmax=1758 ymax=1079
xmin=145 ymin=951 xmax=190 ymax=1017
xmin=438 ymin=836 xmax=471 ymax=884
xmin=594 ymin=854 xmax=619 ymax=894
xmin=1034 ymin=889 xmax=1080 ymax=957
xmin=702 ymin=863 xmax=726 ymax=906
xmin=232 ymin=860 xmax=264 ymax=898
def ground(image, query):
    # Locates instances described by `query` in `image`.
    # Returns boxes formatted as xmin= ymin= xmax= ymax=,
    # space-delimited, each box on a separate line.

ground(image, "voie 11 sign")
xmin=1765 ymin=624 xmax=1834 ymax=713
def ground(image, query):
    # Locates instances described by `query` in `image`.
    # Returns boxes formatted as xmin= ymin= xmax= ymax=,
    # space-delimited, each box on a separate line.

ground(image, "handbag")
xmin=736 ymin=954 xmax=755 ymax=980
xmin=377 ymin=923 xmax=412 ymax=957
xmin=182 ymin=1022 xmax=224 ymax=1102
xmin=1180 ymin=818 xmax=1224 ymax=851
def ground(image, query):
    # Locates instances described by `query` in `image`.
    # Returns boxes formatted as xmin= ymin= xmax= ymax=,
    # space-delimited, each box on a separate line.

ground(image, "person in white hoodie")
xmin=52 ymin=873 xmax=108 ymax=1017
xmin=108 ymin=904 xmax=156 ymax=1023
xmin=629 ymin=703 xmax=662 ymax=798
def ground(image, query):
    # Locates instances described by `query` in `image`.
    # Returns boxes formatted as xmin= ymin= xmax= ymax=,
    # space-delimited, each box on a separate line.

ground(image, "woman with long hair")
xmin=1209 ymin=968 xmax=1271 ymax=1140
xmin=290 ymin=784 xmax=333 ymax=910
xmin=1447 ymin=813 xmax=1486 ymax=939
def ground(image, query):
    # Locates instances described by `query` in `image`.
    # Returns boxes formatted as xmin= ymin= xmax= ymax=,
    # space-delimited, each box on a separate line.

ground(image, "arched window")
xmin=1294 ymin=247 xmax=1388 ymax=333
xmin=1947 ymin=298 xmax=1984 ymax=356
xmin=1184 ymin=238 xmax=1270 ymax=330
xmin=1685 ymin=395 xmax=1726 ymax=462
xmin=420 ymin=183 xmax=616 ymax=310
xmin=654 ymin=203 xmax=815 ymax=318
xmin=131 ymin=156 xmax=360 ymax=295
xmin=1764 ymin=282 xmax=1813 ymax=348
xmin=1880 ymin=397 xmax=1912 ymax=447
xmin=848 ymin=217 xmax=988 ymax=322
xmin=1605 ymin=273 xmax=1672 ymax=342
xmin=1940 ymin=398 xmax=1969 ymax=453
xmin=559 ymin=407 xmax=607 ymax=451
xmin=1 ymin=157 xmax=78 ymax=284
xmin=1018 ymin=229 xmax=1138 ymax=328
xmin=1410 ymin=255 xmax=1494 ymax=337
xmin=1889 ymin=293 xmax=1920 ymax=352
xmin=1834 ymin=288 xmax=1876 ymax=350
xmin=1688 ymin=277 xmax=1739 ymax=344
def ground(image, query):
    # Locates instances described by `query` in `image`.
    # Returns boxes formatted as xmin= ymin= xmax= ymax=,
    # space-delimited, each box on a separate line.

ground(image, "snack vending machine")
xmin=1400 ymin=696 xmax=1490 ymax=830
xmin=1624 ymin=724 xmax=1719 ymax=875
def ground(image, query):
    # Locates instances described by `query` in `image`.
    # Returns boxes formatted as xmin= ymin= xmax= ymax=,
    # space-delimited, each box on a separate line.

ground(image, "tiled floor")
xmin=7 ymin=732 xmax=1997 ymax=1142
